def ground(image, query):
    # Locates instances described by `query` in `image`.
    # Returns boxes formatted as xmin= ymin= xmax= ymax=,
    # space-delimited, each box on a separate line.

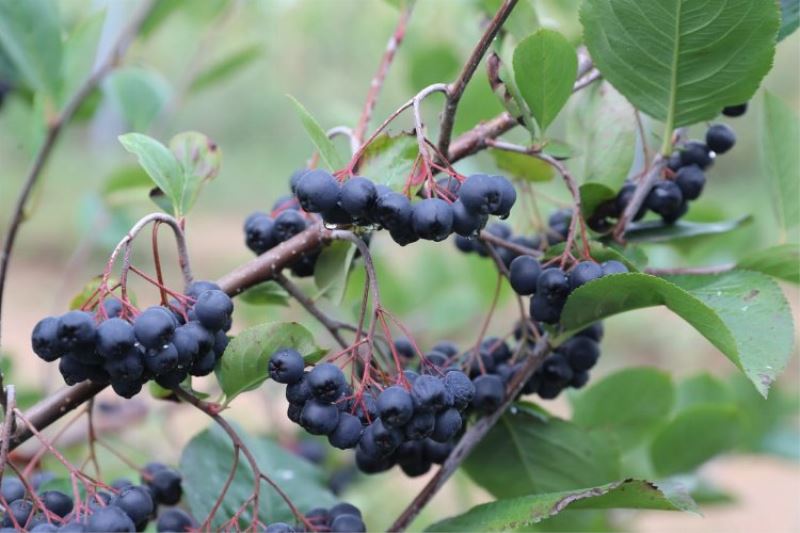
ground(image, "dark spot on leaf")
xmin=744 ymin=289 xmax=760 ymax=302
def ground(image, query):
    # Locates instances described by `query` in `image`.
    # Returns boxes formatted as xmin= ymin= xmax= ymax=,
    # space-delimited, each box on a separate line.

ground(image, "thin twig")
xmin=0 ymin=385 xmax=16 ymax=485
xmin=645 ymin=264 xmax=735 ymax=276
xmin=438 ymin=0 xmax=520 ymax=156
xmin=612 ymin=154 xmax=666 ymax=242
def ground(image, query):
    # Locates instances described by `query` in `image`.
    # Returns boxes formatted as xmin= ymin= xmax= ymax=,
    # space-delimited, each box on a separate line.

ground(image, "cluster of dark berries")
xmin=268 ymin=348 xmax=474 ymax=477
xmin=30 ymin=281 xmax=233 ymax=398
xmin=291 ymin=170 xmax=516 ymax=246
xmin=591 ymin=121 xmax=738 ymax=230
xmin=509 ymin=255 xmax=628 ymax=324
xmin=244 ymin=186 xmax=321 ymax=277
xmin=264 ymin=502 xmax=365 ymax=533
xmin=0 ymin=463 xmax=191 ymax=532
xmin=454 ymin=210 xmax=571 ymax=266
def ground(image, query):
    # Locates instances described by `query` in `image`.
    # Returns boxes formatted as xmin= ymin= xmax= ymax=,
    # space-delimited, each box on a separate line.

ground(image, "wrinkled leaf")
xmin=287 ymin=95 xmax=344 ymax=171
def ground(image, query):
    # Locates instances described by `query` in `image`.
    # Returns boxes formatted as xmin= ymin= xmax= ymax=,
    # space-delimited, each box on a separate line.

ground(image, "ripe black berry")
xmin=144 ymin=343 xmax=179 ymax=375
xmin=85 ymin=505 xmax=135 ymax=532
xmin=458 ymin=174 xmax=502 ymax=215
xmin=530 ymin=294 xmax=562 ymax=324
xmin=144 ymin=466 xmax=182 ymax=506
xmin=443 ymin=371 xmax=475 ymax=411
xmin=340 ymin=177 xmax=377 ymax=220
xmin=265 ymin=523 xmax=296 ymax=533
xmin=722 ymin=103 xmax=747 ymax=117
xmin=244 ymin=213 xmax=275 ymax=254
xmin=508 ymin=255 xmax=541 ymax=295
xmin=389 ymin=225 xmax=419 ymax=246
xmin=269 ymin=348 xmax=305 ymax=384
xmin=273 ymin=210 xmax=308 ymax=243
xmin=481 ymin=337 xmax=511 ymax=364
xmin=301 ymin=400 xmax=340 ymax=435
xmin=172 ymin=325 xmax=200 ymax=368
xmin=537 ymin=268 xmax=570 ymax=303
xmin=568 ymin=261 xmax=603 ymax=291
xmin=156 ymin=508 xmax=196 ymax=533
xmin=104 ymin=349 xmax=144 ymax=382
xmin=328 ymin=412 xmax=363 ymax=449
xmin=615 ymin=183 xmax=647 ymax=222
xmin=679 ymin=141 xmax=713 ymax=169
xmin=577 ymin=322 xmax=604 ymax=341
xmin=674 ymin=165 xmax=706 ymax=201
xmin=411 ymin=198 xmax=454 ymax=241
xmin=286 ymin=374 xmax=312 ymax=404
xmin=431 ymin=408 xmax=462 ymax=442
xmin=706 ymin=124 xmax=736 ymax=154
xmin=111 ymin=486 xmax=154 ymax=529
xmin=1 ymin=499 xmax=32 ymax=528
xmin=133 ymin=307 xmax=175 ymax=349
xmin=411 ymin=375 xmax=447 ymax=412
xmin=330 ymin=514 xmax=366 ymax=533
xmin=377 ymin=386 xmax=414 ymax=427
xmin=542 ymin=354 xmax=574 ymax=386
xmin=186 ymin=280 xmax=222 ymax=299
xmin=451 ymin=199 xmax=487 ymax=237
xmin=0 ymin=477 xmax=24 ymax=503
xmin=471 ymin=374 xmax=504 ymax=413
xmin=601 ymin=260 xmax=628 ymax=276
xmin=571 ymin=370 xmax=590 ymax=388
xmin=492 ymin=175 xmax=517 ymax=218
xmin=307 ymin=363 xmax=346 ymax=402
xmin=329 ymin=502 xmax=362 ymax=521
xmin=58 ymin=355 xmax=92 ymax=385
xmin=561 ymin=336 xmax=600 ymax=371
xmin=31 ymin=317 xmax=61 ymax=362
xmin=56 ymin=311 xmax=97 ymax=354
xmin=404 ymin=411 xmax=435 ymax=440
xmin=369 ymin=418 xmax=403 ymax=456
xmin=645 ymin=181 xmax=684 ymax=219
xmin=373 ymin=192 xmax=413 ymax=231
xmin=431 ymin=341 xmax=458 ymax=358
xmin=111 ymin=378 xmax=143 ymax=399
xmin=193 ymin=290 xmax=233 ymax=331
xmin=294 ymin=169 xmax=340 ymax=213
xmin=393 ymin=338 xmax=415 ymax=359
xmin=97 ymin=318 xmax=136 ymax=359
xmin=103 ymin=297 xmax=124 ymax=318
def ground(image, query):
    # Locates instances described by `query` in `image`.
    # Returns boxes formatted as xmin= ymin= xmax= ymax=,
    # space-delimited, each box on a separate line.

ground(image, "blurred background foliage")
xmin=0 ymin=0 xmax=797 ymax=531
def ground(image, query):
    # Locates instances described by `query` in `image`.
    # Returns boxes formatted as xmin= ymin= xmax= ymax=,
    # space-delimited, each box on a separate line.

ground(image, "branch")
xmin=0 ymin=385 xmax=16 ymax=485
xmin=388 ymin=335 xmax=552 ymax=532
xmin=437 ymin=0 xmax=520 ymax=156
xmin=353 ymin=3 xmax=414 ymax=144
xmin=0 ymin=0 xmax=156 ymax=355
xmin=612 ymin=154 xmax=666 ymax=242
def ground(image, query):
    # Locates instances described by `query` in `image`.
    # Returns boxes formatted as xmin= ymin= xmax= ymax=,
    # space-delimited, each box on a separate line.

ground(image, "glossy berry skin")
xmin=111 ymin=486 xmax=154 ymax=528
xmin=269 ymin=348 xmax=305 ymax=384
xmin=541 ymin=354 xmax=574 ymax=386
xmin=454 ymin=235 xmax=474 ymax=253
xmin=451 ymin=199 xmax=487 ymax=236
xmin=193 ymin=290 xmax=233 ymax=331
xmin=404 ymin=411 xmax=435 ymax=440
xmin=294 ymin=169 xmax=340 ymax=213
xmin=340 ymin=177 xmax=377 ymax=220
xmin=674 ymin=165 xmax=706 ymax=200
xmin=58 ymin=355 xmax=92 ymax=385
xmin=568 ymin=261 xmax=603 ymax=291
xmin=645 ymin=181 xmax=684 ymax=218
xmin=147 ymin=467 xmax=183 ymax=506
xmin=172 ymin=325 xmax=200 ymax=368
xmin=431 ymin=408 xmax=462 ymax=442
xmin=1 ymin=500 xmax=32 ymax=528
xmin=307 ymin=363 xmax=346 ymax=402
xmin=301 ymin=400 xmax=340 ymax=435
xmin=492 ymin=175 xmax=517 ymax=218
xmin=530 ymin=294 xmax=563 ymax=324
xmin=601 ymin=260 xmax=628 ymax=276
xmin=577 ymin=322 xmax=604 ymax=342
xmin=411 ymin=198 xmax=454 ymax=241
xmin=706 ymin=124 xmax=736 ymax=154
xmin=537 ymin=268 xmax=570 ymax=303
xmin=104 ymin=349 xmax=144 ymax=382
xmin=443 ymin=371 xmax=475 ymax=411
xmin=614 ymin=183 xmax=647 ymax=222
xmin=370 ymin=418 xmax=403 ymax=456
xmin=679 ymin=141 xmax=713 ymax=169
xmin=31 ymin=316 xmax=61 ymax=362
xmin=389 ymin=225 xmax=419 ymax=246
xmin=321 ymin=202 xmax=353 ymax=226
xmin=156 ymin=508 xmax=196 ymax=533
xmin=330 ymin=503 xmax=362 ymax=520
xmin=328 ymin=412 xmax=363 ymax=449
xmin=144 ymin=343 xmax=179 ymax=375
xmin=411 ymin=375 xmax=448 ymax=412
xmin=134 ymin=307 xmax=175 ymax=349
xmin=377 ymin=386 xmax=414 ymax=427
xmin=244 ymin=213 xmax=275 ymax=254
xmin=286 ymin=374 xmax=311 ymax=404
xmin=96 ymin=318 xmax=136 ymax=359
xmin=0 ymin=477 xmax=24 ymax=503
xmin=273 ymin=210 xmax=307 ymax=243
xmin=722 ymin=103 xmax=747 ymax=117
xmin=562 ymin=337 xmax=600 ymax=371
xmin=85 ymin=505 xmax=135 ymax=532
xmin=373 ymin=192 xmax=413 ymax=231
xmin=393 ymin=338 xmax=415 ymax=359
xmin=571 ymin=370 xmax=590 ymax=389
xmin=112 ymin=378 xmax=143 ymax=399
xmin=265 ymin=523 xmax=296 ymax=533
xmin=458 ymin=174 xmax=502 ymax=215
xmin=508 ymin=255 xmax=541 ymax=296
xmin=103 ymin=298 xmax=124 ymax=318
xmin=431 ymin=341 xmax=458 ymax=358
xmin=471 ymin=374 xmax=504 ymax=413
xmin=56 ymin=311 xmax=97 ymax=354
xmin=189 ymin=348 xmax=216 ymax=377
xmin=330 ymin=514 xmax=366 ymax=533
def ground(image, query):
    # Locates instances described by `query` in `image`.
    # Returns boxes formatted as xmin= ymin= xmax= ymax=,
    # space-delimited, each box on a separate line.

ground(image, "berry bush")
xmin=0 ymin=1 xmax=797 ymax=532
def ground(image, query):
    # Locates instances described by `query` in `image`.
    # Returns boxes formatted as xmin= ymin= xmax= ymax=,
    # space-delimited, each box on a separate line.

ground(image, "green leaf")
xmin=571 ymin=368 xmax=675 ymax=450
xmin=579 ymin=182 xmax=616 ymax=219
xmin=238 ymin=281 xmax=289 ymax=307
xmin=545 ymin=240 xmax=641 ymax=272
xmin=567 ymin=82 xmax=636 ymax=189
xmin=760 ymin=91 xmax=799 ymax=232
xmin=675 ymin=373 xmax=733 ymax=411
xmin=118 ymin=133 xmax=183 ymax=215
xmin=650 ymin=405 xmax=742 ymax=476
xmin=559 ymin=271 xmax=795 ymax=396
xmin=181 ymin=423 xmax=337 ymax=529
xmin=778 ymin=0 xmax=800 ymax=41
xmin=622 ymin=216 xmax=752 ymax=243
xmin=581 ymin=0 xmax=779 ymax=149
xmin=737 ymin=244 xmax=800 ymax=284
xmin=168 ymin=131 xmax=222 ymax=216
xmin=425 ymin=479 xmax=696 ymax=532
xmin=489 ymin=149 xmax=554 ymax=182
xmin=481 ymin=0 xmax=540 ymax=42
xmin=215 ymin=322 xmax=325 ymax=404
xmin=190 ymin=44 xmax=262 ymax=94
xmin=0 ymin=0 xmax=62 ymax=99
xmin=60 ymin=11 xmax=104 ymax=106
xmin=68 ymin=276 xmax=105 ymax=310
xmin=464 ymin=404 xmax=620 ymax=497
xmin=314 ymin=241 xmax=357 ymax=304
xmin=104 ymin=67 xmax=170 ymax=132
xmin=512 ymin=29 xmax=577 ymax=132
xmin=358 ymin=133 xmax=418 ymax=191
xmin=287 ymin=95 xmax=344 ymax=171
xmin=102 ymin=165 xmax=155 ymax=205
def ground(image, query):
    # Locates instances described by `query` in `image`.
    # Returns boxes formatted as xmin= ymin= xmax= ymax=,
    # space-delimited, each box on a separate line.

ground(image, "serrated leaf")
xmin=650 ymin=405 xmax=742 ymax=476
xmin=623 ymin=216 xmax=752 ymax=243
xmin=181 ymin=423 xmax=336 ymax=529
xmin=287 ymin=95 xmax=344 ymax=171
xmin=358 ymin=133 xmax=419 ymax=191
xmin=558 ymin=271 xmax=795 ymax=396
xmin=571 ymin=368 xmax=675 ymax=450
xmin=314 ymin=241 xmax=357 ymax=304
xmin=190 ymin=44 xmax=262 ymax=94
xmin=238 ymin=281 xmax=289 ymax=306
xmin=581 ymin=0 xmax=779 ymax=143
xmin=426 ymin=479 xmax=696 ymax=532
xmin=489 ymin=149 xmax=553 ymax=183
xmin=760 ymin=91 xmax=799 ymax=233
xmin=104 ymin=67 xmax=170 ymax=132
xmin=168 ymin=131 xmax=222 ymax=216
xmin=567 ymin=82 xmax=636 ymax=189
xmin=737 ymin=244 xmax=800 ymax=284
xmin=464 ymin=404 xmax=620 ymax=497
xmin=513 ymin=29 xmax=577 ymax=133
xmin=0 ymin=0 xmax=62 ymax=99
xmin=118 ymin=133 xmax=183 ymax=215
xmin=215 ymin=322 xmax=325 ymax=404
xmin=778 ymin=0 xmax=800 ymax=41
